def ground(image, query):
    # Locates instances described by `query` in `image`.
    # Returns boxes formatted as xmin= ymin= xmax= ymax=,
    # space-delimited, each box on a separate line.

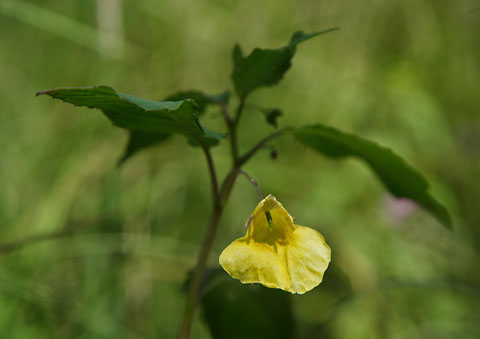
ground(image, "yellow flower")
xmin=219 ymin=194 xmax=331 ymax=294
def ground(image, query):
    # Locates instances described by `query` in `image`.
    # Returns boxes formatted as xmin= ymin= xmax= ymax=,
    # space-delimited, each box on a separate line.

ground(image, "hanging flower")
xmin=219 ymin=194 xmax=331 ymax=294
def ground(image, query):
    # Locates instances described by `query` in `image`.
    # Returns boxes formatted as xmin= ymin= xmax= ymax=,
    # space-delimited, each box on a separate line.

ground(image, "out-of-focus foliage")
xmin=1 ymin=0 xmax=479 ymax=338
xmin=294 ymin=124 xmax=451 ymax=227
xmin=197 ymin=268 xmax=295 ymax=339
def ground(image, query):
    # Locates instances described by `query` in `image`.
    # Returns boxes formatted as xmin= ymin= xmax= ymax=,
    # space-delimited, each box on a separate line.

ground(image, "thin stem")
xmin=233 ymin=96 xmax=246 ymax=127
xmin=219 ymin=102 xmax=232 ymax=126
xmin=229 ymin=126 xmax=239 ymax=165
xmin=238 ymin=169 xmax=263 ymax=199
xmin=177 ymin=97 xmax=251 ymax=339
xmin=219 ymin=168 xmax=240 ymax=206
xmin=237 ymin=127 xmax=293 ymax=167
xmin=229 ymin=97 xmax=246 ymax=165
xmin=201 ymin=146 xmax=220 ymax=203
xmin=177 ymin=147 xmax=239 ymax=338
xmin=176 ymin=168 xmax=238 ymax=339
xmin=220 ymin=101 xmax=238 ymax=165
xmin=176 ymin=204 xmax=222 ymax=339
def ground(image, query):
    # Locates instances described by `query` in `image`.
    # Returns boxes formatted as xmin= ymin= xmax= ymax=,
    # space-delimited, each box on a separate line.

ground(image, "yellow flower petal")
xmin=219 ymin=237 xmax=292 ymax=292
xmin=249 ymin=194 xmax=295 ymax=244
xmin=219 ymin=195 xmax=331 ymax=294
xmin=282 ymin=225 xmax=331 ymax=294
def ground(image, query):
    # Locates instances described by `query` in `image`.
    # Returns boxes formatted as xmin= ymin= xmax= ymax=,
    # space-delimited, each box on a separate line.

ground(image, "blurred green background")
xmin=1 ymin=0 xmax=480 ymax=338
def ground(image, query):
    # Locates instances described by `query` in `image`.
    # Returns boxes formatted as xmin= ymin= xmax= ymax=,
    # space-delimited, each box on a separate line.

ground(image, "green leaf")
xmin=120 ymin=90 xmax=229 ymax=163
xmin=232 ymin=28 xmax=338 ymax=98
xmin=37 ymin=85 xmax=225 ymax=153
xmin=198 ymin=269 xmax=295 ymax=339
xmin=294 ymin=124 xmax=452 ymax=228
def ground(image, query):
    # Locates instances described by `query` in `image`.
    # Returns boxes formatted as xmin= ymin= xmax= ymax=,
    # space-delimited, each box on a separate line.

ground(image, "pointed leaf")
xmin=232 ymin=28 xmax=338 ymax=98
xmin=37 ymin=85 xmax=225 ymax=150
xmin=294 ymin=124 xmax=452 ymax=228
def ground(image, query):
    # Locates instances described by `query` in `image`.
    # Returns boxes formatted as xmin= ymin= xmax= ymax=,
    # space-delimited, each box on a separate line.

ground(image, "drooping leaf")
xmin=294 ymin=124 xmax=452 ymax=228
xmin=232 ymin=28 xmax=338 ymax=98
xmin=120 ymin=90 xmax=229 ymax=163
xmin=198 ymin=268 xmax=295 ymax=339
xmin=37 ymin=85 xmax=225 ymax=152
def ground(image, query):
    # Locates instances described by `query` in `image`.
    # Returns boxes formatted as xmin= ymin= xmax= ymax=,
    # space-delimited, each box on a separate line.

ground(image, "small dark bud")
xmin=270 ymin=149 xmax=278 ymax=160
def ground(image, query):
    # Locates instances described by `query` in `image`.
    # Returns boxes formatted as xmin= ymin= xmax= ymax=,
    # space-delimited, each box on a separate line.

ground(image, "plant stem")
xmin=176 ymin=167 xmax=238 ymax=339
xmin=229 ymin=97 xmax=245 ymax=165
xmin=233 ymin=96 xmax=246 ymax=127
xmin=219 ymin=102 xmax=232 ymax=126
xmin=177 ymin=148 xmax=220 ymax=339
xmin=176 ymin=203 xmax=222 ymax=339
xmin=177 ymin=98 xmax=288 ymax=338
xmin=177 ymin=99 xmax=244 ymax=339
xmin=237 ymin=127 xmax=293 ymax=166
xmin=201 ymin=146 xmax=219 ymax=203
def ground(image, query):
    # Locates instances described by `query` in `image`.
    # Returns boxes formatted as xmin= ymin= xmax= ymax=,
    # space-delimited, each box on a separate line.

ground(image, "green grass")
xmin=1 ymin=0 xmax=479 ymax=338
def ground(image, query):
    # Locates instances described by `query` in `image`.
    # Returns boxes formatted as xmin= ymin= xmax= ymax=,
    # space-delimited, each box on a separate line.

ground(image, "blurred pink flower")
xmin=382 ymin=195 xmax=419 ymax=223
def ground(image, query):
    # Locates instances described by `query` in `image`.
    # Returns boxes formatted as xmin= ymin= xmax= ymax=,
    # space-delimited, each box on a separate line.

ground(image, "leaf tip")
xmin=116 ymin=154 xmax=129 ymax=167
xmin=290 ymin=27 xmax=340 ymax=45
xmin=438 ymin=207 xmax=453 ymax=230
xmin=35 ymin=89 xmax=54 ymax=97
